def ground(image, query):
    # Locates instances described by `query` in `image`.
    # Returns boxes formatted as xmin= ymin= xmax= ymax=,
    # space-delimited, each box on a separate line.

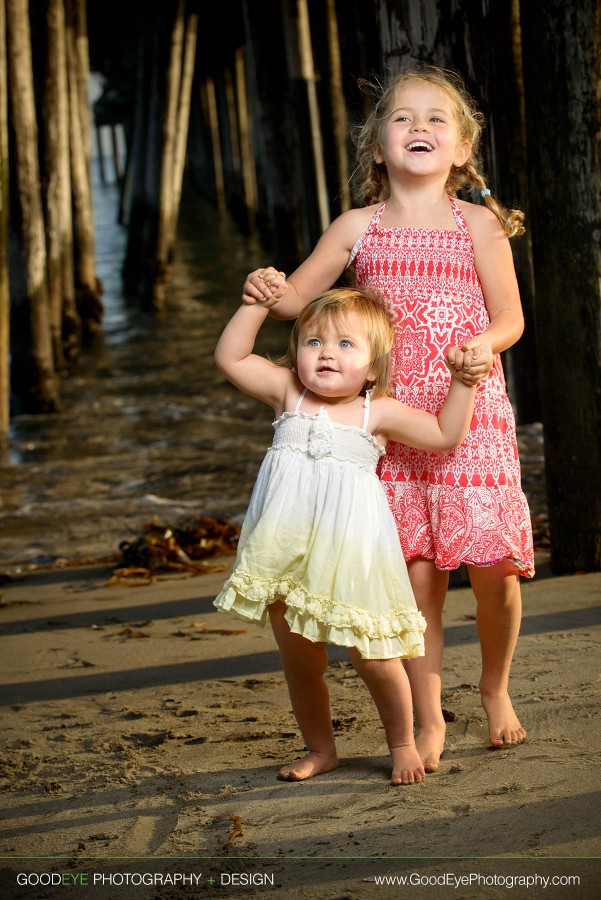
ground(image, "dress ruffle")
xmin=215 ymin=569 xmax=427 ymax=661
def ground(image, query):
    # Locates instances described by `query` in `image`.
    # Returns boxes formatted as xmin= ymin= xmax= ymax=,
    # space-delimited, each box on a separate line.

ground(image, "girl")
xmin=242 ymin=64 xmax=534 ymax=773
xmin=213 ymin=287 xmax=476 ymax=785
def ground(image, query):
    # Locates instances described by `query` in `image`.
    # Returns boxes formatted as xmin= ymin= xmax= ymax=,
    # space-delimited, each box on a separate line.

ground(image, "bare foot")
xmin=481 ymin=689 xmax=526 ymax=748
xmin=390 ymin=742 xmax=426 ymax=785
xmin=278 ymin=751 xmax=339 ymax=781
xmin=414 ymin=722 xmax=446 ymax=773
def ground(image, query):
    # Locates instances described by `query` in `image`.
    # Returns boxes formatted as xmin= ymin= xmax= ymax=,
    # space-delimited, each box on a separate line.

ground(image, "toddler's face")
xmin=296 ymin=312 xmax=375 ymax=401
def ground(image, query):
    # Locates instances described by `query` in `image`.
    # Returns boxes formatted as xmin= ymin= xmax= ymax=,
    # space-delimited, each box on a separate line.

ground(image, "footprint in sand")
xmin=117 ymin=800 xmax=180 ymax=855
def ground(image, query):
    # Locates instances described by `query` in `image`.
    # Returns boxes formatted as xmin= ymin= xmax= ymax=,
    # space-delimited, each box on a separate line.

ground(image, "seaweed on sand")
xmin=109 ymin=515 xmax=240 ymax=585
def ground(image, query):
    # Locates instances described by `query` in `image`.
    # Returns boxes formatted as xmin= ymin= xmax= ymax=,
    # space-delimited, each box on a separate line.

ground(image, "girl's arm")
xmin=375 ymin=377 xmax=477 ymax=451
xmin=214 ymin=303 xmax=291 ymax=409
xmin=241 ymin=207 xmax=375 ymax=320
xmin=452 ymin=202 xmax=525 ymax=384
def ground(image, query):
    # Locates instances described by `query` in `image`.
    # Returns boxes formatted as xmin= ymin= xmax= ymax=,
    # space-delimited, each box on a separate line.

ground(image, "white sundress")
xmin=214 ymin=389 xmax=426 ymax=660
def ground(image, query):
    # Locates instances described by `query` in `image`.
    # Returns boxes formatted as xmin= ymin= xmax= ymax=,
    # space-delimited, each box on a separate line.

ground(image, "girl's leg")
xmin=268 ymin=601 xmax=339 ymax=780
xmin=468 ymin=561 xmax=526 ymax=748
xmin=404 ymin=558 xmax=449 ymax=772
xmin=349 ymin=648 xmax=425 ymax=785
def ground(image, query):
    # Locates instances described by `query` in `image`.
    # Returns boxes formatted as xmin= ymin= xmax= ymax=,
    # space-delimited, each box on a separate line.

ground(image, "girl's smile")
xmin=375 ymin=82 xmax=470 ymax=176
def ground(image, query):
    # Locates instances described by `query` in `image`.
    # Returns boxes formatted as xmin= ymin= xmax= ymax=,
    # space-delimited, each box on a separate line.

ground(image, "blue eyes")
xmin=306 ymin=339 xmax=353 ymax=348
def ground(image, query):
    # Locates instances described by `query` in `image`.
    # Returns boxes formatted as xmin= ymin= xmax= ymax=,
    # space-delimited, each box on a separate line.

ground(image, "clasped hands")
xmin=446 ymin=342 xmax=493 ymax=385
xmin=243 ymin=267 xmax=288 ymax=308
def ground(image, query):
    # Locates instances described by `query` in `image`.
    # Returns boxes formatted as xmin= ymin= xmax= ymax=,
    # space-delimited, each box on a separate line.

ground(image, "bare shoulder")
xmin=456 ymin=199 xmax=520 ymax=306
xmin=327 ymin=203 xmax=383 ymax=250
xmin=456 ymin=198 xmax=507 ymax=245
xmin=368 ymin=394 xmax=404 ymax=434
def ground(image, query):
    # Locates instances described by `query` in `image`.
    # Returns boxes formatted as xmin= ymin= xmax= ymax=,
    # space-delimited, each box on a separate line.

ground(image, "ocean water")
xmin=0 ymin=168 xmax=291 ymax=568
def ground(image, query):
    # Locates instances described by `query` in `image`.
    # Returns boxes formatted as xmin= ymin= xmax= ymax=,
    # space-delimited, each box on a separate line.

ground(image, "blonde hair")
xmin=279 ymin=287 xmax=395 ymax=398
xmin=352 ymin=64 xmax=525 ymax=238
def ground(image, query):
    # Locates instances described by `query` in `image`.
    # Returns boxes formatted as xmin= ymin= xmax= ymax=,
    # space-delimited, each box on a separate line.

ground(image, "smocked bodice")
xmin=269 ymin=407 xmax=385 ymax=473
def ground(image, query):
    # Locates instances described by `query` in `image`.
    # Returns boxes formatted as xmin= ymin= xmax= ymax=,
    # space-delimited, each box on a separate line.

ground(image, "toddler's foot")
xmin=414 ymin=722 xmax=446 ymax=773
xmin=278 ymin=751 xmax=339 ymax=781
xmin=481 ymin=689 xmax=526 ymax=748
xmin=390 ymin=742 xmax=426 ymax=785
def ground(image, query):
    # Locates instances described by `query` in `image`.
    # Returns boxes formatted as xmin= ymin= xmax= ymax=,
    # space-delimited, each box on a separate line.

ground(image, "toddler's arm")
xmin=214 ymin=303 xmax=290 ymax=408
xmin=376 ymin=374 xmax=476 ymax=451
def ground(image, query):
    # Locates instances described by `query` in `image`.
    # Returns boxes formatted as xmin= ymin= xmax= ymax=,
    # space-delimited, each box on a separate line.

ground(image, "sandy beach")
xmin=0 ymin=551 xmax=600 ymax=899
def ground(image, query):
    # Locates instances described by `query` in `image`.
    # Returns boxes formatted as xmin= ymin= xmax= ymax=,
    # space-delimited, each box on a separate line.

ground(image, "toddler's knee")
xmin=282 ymin=649 xmax=328 ymax=682
xmin=352 ymin=654 xmax=395 ymax=684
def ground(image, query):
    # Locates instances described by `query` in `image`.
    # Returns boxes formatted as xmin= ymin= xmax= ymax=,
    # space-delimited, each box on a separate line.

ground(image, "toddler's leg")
xmin=268 ymin=601 xmax=338 ymax=780
xmin=349 ymin=648 xmax=424 ymax=785
xmin=404 ymin=559 xmax=449 ymax=772
xmin=468 ymin=561 xmax=526 ymax=748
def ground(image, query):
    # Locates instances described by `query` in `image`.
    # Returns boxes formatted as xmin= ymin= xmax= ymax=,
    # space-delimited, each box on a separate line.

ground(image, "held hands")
xmin=242 ymin=267 xmax=288 ymax=307
xmin=446 ymin=340 xmax=494 ymax=385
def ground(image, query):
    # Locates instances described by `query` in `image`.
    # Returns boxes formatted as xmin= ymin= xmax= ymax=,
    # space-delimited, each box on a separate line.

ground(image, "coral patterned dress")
xmin=350 ymin=197 xmax=534 ymax=576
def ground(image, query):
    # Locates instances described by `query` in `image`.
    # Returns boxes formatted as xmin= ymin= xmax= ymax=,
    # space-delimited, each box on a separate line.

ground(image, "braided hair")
xmin=351 ymin=64 xmax=525 ymax=238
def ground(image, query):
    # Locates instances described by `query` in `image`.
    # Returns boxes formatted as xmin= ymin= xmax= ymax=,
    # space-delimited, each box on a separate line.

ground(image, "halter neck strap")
xmin=294 ymin=388 xmax=308 ymax=412
xmin=362 ymin=388 xmax=373 ymax=430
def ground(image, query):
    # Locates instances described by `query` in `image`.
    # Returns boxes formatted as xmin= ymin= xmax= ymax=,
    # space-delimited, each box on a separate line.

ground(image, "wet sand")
xmin=0 ymin=555 xmax=600 ymax=899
